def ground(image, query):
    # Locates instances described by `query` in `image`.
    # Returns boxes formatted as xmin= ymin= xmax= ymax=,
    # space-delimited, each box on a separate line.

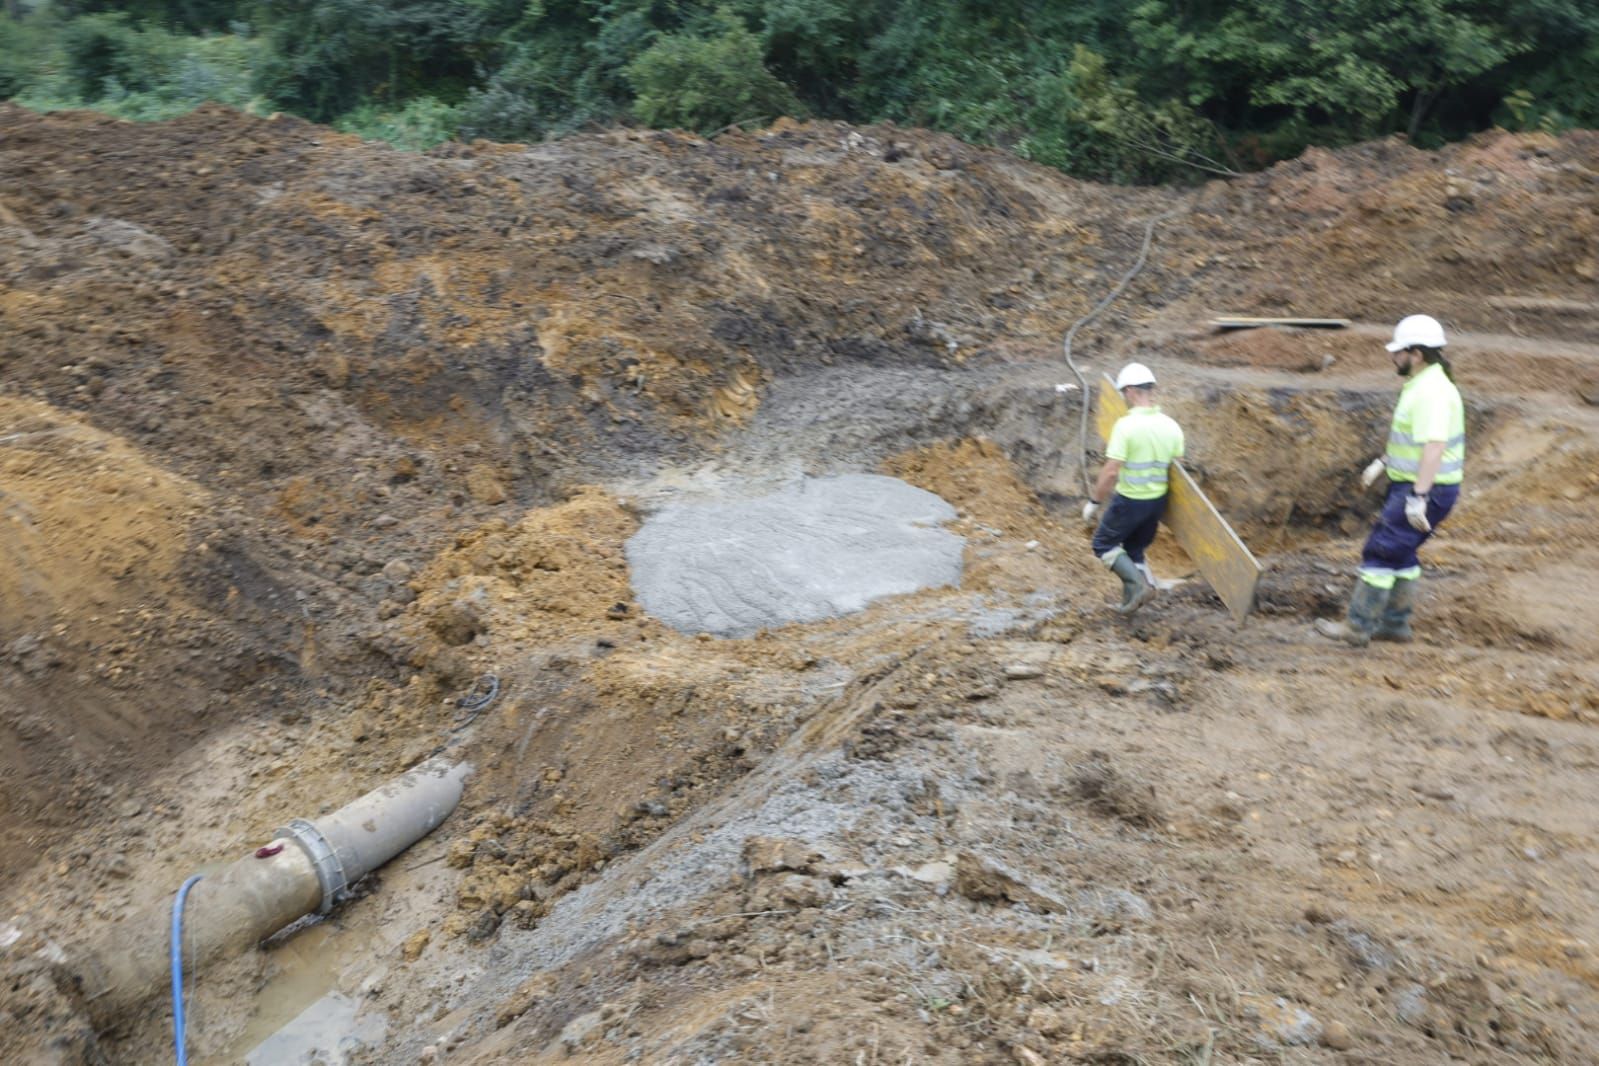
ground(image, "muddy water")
xmin=239 ymin=992 xmax=385 ymax=1065
xmin=203 ymin=922 xmax=387 ymax=1064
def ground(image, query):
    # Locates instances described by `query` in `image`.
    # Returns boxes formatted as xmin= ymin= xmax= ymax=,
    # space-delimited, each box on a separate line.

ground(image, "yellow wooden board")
xmin=1096 ymin=374 xmax=1261 ymax=622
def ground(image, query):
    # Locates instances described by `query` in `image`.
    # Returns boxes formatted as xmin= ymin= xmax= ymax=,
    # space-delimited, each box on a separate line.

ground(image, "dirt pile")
xmin=1168 ymin=134 xmax=1599 ymax=337
xmin=2 ymin=104 xmax=1599 ymax=1064
xmin=0 ymin=105 xmax=1177 ymax=872
xmin=0 ymin=390 xmax=307 ymax=875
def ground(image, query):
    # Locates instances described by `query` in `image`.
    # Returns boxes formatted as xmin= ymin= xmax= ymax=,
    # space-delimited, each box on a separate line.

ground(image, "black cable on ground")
xmin=451 ymin=674 xmax=501 ymax=731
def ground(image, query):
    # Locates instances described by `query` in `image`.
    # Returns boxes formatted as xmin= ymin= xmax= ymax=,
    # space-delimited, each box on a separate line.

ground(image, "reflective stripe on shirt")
xmin=1106 ymin=406 xmax=1185 ymax=501
xmin=1384 ymin=455 xmax=1464 ymax=475
xmin=1388 ymin=430 xmax=1465 ymax=449
xmin=1383 ymin=363 xmax=1465 ymax=485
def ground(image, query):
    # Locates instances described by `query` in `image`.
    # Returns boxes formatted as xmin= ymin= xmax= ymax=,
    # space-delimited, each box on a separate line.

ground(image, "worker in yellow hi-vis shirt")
xmin=1081 ymin=363 xmax=1185 ymax=614
xmin=1317 ymin=314 xmax=1465 ymax=647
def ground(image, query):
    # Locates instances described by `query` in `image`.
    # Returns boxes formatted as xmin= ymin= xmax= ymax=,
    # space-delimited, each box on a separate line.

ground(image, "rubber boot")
xmin=1373 ymin=577 xmax=1415 ymax=643
xmin=1136 ymin=560 xmax=1158 ymax=592
xmin=1109 ymin=553 xmax=1154 ymax=614
xmin=1313 ymin=579 xmax=1388 ymax=647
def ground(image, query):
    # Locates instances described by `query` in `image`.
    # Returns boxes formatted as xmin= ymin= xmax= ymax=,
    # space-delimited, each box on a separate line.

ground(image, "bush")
xmin=253 ymin=0 xmax=484 ymax=123
xmin=454 ymin=22 xmax=622 ymax=144
xmin=336 ymin=94 xmax=459 ymax=150
xmin=1498 ymin=38 xmax=1599 ymax=131
xmin=60 ymin=13 xmax=158 ymax=99
xmin=6 ymin=0 xmax=1597 ymax=183
xmin=2 ymin=10 xmax=264 ymax=120
xmin=625 ymin=21 xmax=801 ymax=133
xmin=1060 ymin=46 xmax=1227 ymax=183
xmin=0 ymin=14 xmax=41 ymax=99
xmin=454 ymin=80 xmax=551 ymax=143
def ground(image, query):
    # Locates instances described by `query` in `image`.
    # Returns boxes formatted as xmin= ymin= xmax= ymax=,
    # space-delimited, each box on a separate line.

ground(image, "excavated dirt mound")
xmin=2 ymin=104 xmax=1599 ymax=1064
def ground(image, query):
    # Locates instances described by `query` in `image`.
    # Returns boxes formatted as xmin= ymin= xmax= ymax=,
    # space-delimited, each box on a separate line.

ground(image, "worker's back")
xmin=1107 ymin=406 xmax=1184 ymax=500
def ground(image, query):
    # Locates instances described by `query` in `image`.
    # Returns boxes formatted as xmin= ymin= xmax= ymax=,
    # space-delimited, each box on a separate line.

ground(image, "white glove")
xmin=1404 ymin=492 xmax=1431 ymax=532
xmin=1082 ymin=500 xmax=1100 ymax=525
xmin=1361 ymin=458 xmax=1386 ymax=489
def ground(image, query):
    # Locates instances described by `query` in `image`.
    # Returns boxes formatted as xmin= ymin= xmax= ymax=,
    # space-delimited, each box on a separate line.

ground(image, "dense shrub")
xmin=1 ymin=0 xmax=1594 ymax=171
xmin=626 ymin=20 xmax=801 ymax=132
xmin=336 ymin=94 xmax=459 ymax=149
xmin=2 ymin=8 xmax=262 ymax=121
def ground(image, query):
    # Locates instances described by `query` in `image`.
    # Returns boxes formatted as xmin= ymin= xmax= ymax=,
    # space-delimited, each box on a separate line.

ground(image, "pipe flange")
xmin=274 ymin=818 xmax=348 ymax=914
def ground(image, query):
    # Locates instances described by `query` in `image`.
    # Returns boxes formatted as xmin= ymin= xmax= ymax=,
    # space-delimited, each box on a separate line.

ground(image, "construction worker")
xmin=1082 ymin=362 xmax=1184 ymax=613
xmin=1316 ymin=314 xmax=1464 ymax=646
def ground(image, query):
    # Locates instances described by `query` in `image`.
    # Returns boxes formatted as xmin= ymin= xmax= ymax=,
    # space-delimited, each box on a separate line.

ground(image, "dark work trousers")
xmin=1091 ymin=492 xmax=1168 ymax=564
xmin=1360 ymin=481 xmax=1460 ymax=578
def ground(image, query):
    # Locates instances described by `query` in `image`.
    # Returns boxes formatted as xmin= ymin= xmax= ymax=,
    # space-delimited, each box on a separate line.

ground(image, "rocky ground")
xmin=1 ymin=103 xmax=1597 ymax=1064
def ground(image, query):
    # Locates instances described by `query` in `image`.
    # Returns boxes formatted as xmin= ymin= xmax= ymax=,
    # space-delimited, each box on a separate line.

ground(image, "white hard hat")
xmin=1114 ymin=362 xmax=1157 ymax=389
xmin=1386 ymin=314 xmax=1447 ymax=352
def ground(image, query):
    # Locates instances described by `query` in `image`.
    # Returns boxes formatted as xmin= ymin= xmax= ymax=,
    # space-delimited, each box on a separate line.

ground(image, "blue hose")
xmin=170 ymin=874 xmax=204 ymax=1066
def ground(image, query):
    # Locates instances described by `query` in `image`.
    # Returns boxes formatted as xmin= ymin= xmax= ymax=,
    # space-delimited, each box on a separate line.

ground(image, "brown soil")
xmin=2 ymin=104 xmax=1598 ymax=1064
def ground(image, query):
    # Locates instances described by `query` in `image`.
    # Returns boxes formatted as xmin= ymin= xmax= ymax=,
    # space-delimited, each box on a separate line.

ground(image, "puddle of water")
xmin=243 ymin=991 xmax=387 ymax=1065
xmin=205 ymin=922 xmax=384 ymax=1065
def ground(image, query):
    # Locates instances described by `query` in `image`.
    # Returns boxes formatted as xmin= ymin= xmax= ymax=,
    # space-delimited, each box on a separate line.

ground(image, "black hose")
xmin=1062 ymin=207 xmax=1183 ymax=495
xmin=452 ymin=674 xmax=501 ymax=731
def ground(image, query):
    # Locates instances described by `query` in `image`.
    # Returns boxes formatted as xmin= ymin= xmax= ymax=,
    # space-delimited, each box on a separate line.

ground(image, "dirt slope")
xmin=1 ymin=104 xmax=1598 ymax=1064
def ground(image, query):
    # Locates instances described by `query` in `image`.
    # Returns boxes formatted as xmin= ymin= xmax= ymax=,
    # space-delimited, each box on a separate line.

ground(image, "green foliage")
xmin=336 ymin=94 xmax=461 ymax=149
xmin=1498 ymin=47 xmax=1599 ymax=130
xmin=1 ymin=8 xmax=264 ymax=120
xmin=253 ymin=0 xmax=485 ymax=122
xmin=1492 ymin=2 xmax=1599 ymax=129
xmin=454 ymin=1 xmax=625 ymax=143
xmin=0 ymin=9 xmax=48 ymax=98
xmin=625 ymin=18 xmax=801 ymax=132
xmin=839 ymin=2 xmax=1192 ymax=181
xmin=1057 ymin=46 xmax=1226 ymax=182
xmin=66 ymin=0 xmax=247 ymax=35
xmin=61 ymin=13 xmax=161 ymax=99
xmin=1126 ymin=0 xmax=1553 ymax=144
xmin=735 ymin=0 xmax=867 ymax=112
xmin=3 ymin=0 xmax=1597 ymax=181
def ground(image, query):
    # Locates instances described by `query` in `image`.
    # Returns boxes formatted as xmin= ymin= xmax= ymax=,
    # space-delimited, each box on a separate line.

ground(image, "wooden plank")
xmin=1212 ymin=316 xmax=1350 ymax=331
xmin=1095 ymin=375 xmax=1262 ymax=622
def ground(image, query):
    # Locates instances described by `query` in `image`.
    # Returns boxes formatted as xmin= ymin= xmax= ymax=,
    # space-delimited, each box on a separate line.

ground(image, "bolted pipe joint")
xmin=70 ymin=759 xmax=471 ymax=1029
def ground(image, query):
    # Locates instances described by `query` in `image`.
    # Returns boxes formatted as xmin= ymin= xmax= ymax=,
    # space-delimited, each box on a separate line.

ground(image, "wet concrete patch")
xmin=626 ymin=474 xmax=964 ymax=636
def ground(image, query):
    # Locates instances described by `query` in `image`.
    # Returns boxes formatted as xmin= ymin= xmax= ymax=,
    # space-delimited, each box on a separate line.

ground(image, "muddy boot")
xmin=1136 ymin=560 xmax=1159 ymax=594
xmin=1314 ymin=579 xmax=1388 ymax=647
xmin=1109 ymin=553 xmax=1154 ymax=614
xmin=1373 ymin=577 xmax=1415 ymax=642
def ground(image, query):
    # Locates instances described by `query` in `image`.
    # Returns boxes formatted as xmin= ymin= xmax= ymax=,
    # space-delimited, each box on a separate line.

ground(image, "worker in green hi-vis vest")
xmin=1081 ymin=362 xmax=1185 ymax=614
xmin=1317 ymin=314 xmax=1465 ymax=647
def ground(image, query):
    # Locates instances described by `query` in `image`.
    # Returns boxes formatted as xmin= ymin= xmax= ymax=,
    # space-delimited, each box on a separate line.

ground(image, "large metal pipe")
xmin=71 ymin=759 xmax=469 ymax=1028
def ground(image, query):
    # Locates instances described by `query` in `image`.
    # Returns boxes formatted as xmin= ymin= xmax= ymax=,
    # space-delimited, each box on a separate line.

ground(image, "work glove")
xmin=1361 ymin=458 xmax=1386 ymax=489
xmin=1404 ymin=491 xmax=1431 ymax=533
xmin=1081 ymin=500 xmax=1100 ymax=525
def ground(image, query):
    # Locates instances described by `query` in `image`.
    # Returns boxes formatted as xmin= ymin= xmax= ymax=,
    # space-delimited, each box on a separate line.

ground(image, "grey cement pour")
xmin=625 ymin=474 xmax=964 ymax=637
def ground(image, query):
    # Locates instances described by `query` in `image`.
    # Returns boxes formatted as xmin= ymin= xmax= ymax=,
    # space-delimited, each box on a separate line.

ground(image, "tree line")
xmin=2 ymin=0 xmax=1595 ymax=181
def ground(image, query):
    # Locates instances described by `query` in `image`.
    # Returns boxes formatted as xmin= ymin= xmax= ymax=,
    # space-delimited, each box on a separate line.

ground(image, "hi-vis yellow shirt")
xmin=1106 ymin=405 xmax=1184 ymax=500
xmin=1385 ymin=363 xmax=1465 ymax=485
